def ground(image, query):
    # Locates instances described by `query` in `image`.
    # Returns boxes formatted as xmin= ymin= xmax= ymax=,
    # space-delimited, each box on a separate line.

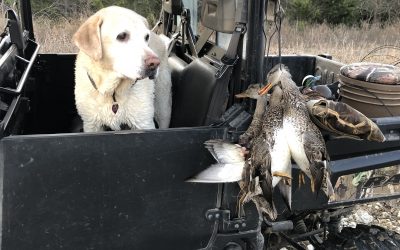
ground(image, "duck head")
xmin=259 ymin=63 xmax=292 ymax=96
xmin=235 ymin=84 xmax=261 ymax=100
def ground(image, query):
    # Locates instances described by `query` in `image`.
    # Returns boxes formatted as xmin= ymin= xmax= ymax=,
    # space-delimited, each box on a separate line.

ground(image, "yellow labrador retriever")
xmin=73 ymin=6 xmax=171 ymax=132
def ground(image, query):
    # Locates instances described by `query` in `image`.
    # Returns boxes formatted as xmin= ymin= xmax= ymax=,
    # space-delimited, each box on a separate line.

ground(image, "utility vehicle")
xmin=0 ymin=0 xmax=399 ymax=249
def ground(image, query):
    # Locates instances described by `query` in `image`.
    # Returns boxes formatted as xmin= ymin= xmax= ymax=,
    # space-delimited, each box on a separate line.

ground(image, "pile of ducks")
xmin=188 ymin=64 xmax=384 ymax=220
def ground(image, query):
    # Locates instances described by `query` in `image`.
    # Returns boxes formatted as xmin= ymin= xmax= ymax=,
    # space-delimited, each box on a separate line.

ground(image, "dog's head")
xmin=73 ymin=6 xmax=160 ymax=81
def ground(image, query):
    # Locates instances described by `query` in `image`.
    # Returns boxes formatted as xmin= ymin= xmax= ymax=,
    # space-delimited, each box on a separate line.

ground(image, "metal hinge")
xmin=206 ymin=208 xmax=249 ymax=232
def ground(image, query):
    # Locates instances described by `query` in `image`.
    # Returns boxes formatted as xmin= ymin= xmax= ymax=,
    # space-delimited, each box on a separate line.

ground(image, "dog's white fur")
xmin=150 ymin=33 xmax=172 ymax=129
xmin=73 ymin=6 xmax=172 ymax=132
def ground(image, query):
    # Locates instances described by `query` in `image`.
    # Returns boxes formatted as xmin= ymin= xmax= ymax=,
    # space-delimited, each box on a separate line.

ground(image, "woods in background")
xmin=285 ymin=0 xmax=400 ymax=25
xmin=2 ymin=0 xmax=400 ymax=26
xmin=2 ymin=0 xmax=161 ymax=24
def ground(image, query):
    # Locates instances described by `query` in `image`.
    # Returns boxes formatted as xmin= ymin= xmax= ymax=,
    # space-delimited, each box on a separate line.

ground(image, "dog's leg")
xmin=137 ymin=120 xmax=156 ymax=130
xmin=83 ymin=122 xmax=103 ymax=133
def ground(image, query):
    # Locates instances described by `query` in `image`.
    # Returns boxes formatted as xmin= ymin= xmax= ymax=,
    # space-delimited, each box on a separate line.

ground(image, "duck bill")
xmin=235 ymin=92 xmax=247 ymax=98
xmin=258 ymin=83 xmax=273 ymax=96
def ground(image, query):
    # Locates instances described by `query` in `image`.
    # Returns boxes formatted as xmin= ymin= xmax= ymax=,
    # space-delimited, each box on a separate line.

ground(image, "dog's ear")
xmin=73 ymin=14 xmax=103 ymax=61
xmin=140 ymin=16 xmax=149 ymax=29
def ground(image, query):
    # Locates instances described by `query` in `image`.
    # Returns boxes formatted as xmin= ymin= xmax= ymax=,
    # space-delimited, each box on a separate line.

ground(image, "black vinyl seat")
xmin=169 ymin=56 xmax=225 ymax=128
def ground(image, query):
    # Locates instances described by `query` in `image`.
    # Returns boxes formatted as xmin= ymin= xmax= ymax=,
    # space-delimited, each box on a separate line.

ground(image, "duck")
xmin=259 ymin=64 xmax=334 ymax=197
xmin=236 ymin=83 xmax=292 ymax=210
xmin=200 ymin=139 xmax=277 ymax=220
xmin=187 ymin=83 xmax=291 ymax=218
xmin=235 ymin=84 xmax=272 ymax=202
xmin=231 ymin=83 xmax=292 ymax=212
xmin=257 ymin=83 xmax=293 ymax=210
xmin=235 ymin=84 xmax=269 ymax=147
xmin=186 ymin=83 xmax=274 ymax=185
xmin=236 ymin=84 xmax=285 ymax=217
xmin=301 ymin=75 xmax=337 ymax=100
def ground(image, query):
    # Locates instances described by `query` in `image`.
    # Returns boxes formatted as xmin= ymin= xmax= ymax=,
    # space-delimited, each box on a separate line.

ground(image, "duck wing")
xmin=302 ymin=130 xmax=331 ymax=195
xmin=187 ymin=139 xmax=246 ymax=183
xmin=186 ymin=162 xmax=245 ymax=183
xmin=204 ymin=139 xmax=245 ymax=164
xmin=259 ymin=164 xmax=274 ymax=205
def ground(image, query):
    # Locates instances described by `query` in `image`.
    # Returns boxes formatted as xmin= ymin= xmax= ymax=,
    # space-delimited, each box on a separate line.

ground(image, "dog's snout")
xmin=145 ymin=54 xmax=160 ymax=70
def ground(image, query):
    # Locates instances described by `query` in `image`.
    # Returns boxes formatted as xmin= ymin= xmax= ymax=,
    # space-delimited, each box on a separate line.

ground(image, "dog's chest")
xmin=96 ymin=80 xmax=155 ymax=130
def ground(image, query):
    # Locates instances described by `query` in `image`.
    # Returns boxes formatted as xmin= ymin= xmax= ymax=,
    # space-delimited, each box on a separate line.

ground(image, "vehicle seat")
xmin=169 ymin=56 xmax=226 ymax=127
xmin=164 ymin=0 xmax=239 ymax=128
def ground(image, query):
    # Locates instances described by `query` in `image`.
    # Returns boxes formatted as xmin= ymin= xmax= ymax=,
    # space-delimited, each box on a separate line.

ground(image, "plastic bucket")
xmin=339 ymin=74 xmax=400 ymax=118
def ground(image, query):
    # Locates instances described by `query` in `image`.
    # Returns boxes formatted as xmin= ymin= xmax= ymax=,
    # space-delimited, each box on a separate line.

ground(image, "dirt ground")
xmin=341 ymin=199 xmax=400 ymax=234
xmin=334 ymin=166 xmax=400 ymax=234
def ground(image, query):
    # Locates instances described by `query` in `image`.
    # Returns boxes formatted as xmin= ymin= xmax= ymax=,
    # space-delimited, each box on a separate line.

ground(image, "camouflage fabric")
xmin=340 ymin=62 xmax=400 ymax=85
xmin=352 ymin=171 xmax=372 ymax=187
xmin=306 ymin=99 xmax=385 ymax=142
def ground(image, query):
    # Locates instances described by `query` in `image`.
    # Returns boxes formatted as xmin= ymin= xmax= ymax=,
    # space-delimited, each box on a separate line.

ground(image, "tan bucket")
xmin=339 ymin=74 xmax=400 ymax=118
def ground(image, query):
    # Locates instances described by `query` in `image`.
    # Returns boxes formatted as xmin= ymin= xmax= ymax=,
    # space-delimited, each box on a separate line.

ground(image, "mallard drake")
xmin=259 ymin=64 xmax=334 ymax=197
xmin=301 ymin=75 xmax=338 ymax=100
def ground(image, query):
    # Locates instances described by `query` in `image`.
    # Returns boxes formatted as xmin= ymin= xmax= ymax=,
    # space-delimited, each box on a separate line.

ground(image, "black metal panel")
xmin=281 ymin=167 xmax=328 ymax=213
xmin=245 ymin=0 xmax=266 ymax=85
xmin=329 ymin=149 xmax=400 ymax=179
xmin=324 ymin=149 xmax=400 ymax=209
xmin=162 ymin=0 xmax=183 ymax=15
xmin=25 ymin=54 xmax=77 ymax=134
xmin=19 ymin=0 xmax=35 ymax=41
xmin=1 ymin=128 xmax=226 ymax=250
xmin=327 ymin=138 xmax=400 ymax=160
xmin=281 ymin=149 xmax=400 ymax=212
xmin=263 ymin=56 xmax=316 ymax=86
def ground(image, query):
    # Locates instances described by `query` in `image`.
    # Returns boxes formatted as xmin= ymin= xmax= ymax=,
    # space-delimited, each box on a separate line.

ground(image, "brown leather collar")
xmin=87 ymin=72 xmax=119 ymax=114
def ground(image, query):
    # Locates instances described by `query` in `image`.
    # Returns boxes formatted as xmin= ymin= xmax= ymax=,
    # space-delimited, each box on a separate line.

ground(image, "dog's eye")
xmin=116 ymin=32 xmax=129 ymax=42
xmin=144 ymin=34 xmax=149 ymax=42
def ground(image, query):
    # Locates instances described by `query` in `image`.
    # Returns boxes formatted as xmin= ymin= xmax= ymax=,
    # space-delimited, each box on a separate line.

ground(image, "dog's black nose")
xmin=145 ymin=54 xmax=160 ymax=71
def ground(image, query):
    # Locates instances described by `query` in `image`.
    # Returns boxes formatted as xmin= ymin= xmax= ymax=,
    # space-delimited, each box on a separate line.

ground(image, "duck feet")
xmin=298 ymin=172 xmax=306 ymax=188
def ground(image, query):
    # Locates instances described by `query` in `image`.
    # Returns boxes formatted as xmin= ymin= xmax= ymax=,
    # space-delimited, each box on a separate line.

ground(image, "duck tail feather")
xmin=324 ymin=170 xmax=335 ymax=198
xmin=260 ymin=173 xmax=274 ymax=204
xmin=277 ymin=180 xmax=292 ymax=211
xmin=315 ymin=167 xmax=335 ymax=199
xmin=252 ymin=195 xmax=277 ymax=221
xmin=311 ymin=162 xmax=325 ymax=195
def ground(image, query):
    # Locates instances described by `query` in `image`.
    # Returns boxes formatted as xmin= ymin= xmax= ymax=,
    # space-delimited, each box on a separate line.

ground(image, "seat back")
xmin=169 ymin=56 xmax=228 ymax=127
xmin=165 ymin=0 xmax=241 ymax=128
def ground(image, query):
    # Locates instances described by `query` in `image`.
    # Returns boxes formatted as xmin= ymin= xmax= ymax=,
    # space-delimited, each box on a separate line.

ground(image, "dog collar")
xmin=87 ymin=72 xmax=119 ymax=114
